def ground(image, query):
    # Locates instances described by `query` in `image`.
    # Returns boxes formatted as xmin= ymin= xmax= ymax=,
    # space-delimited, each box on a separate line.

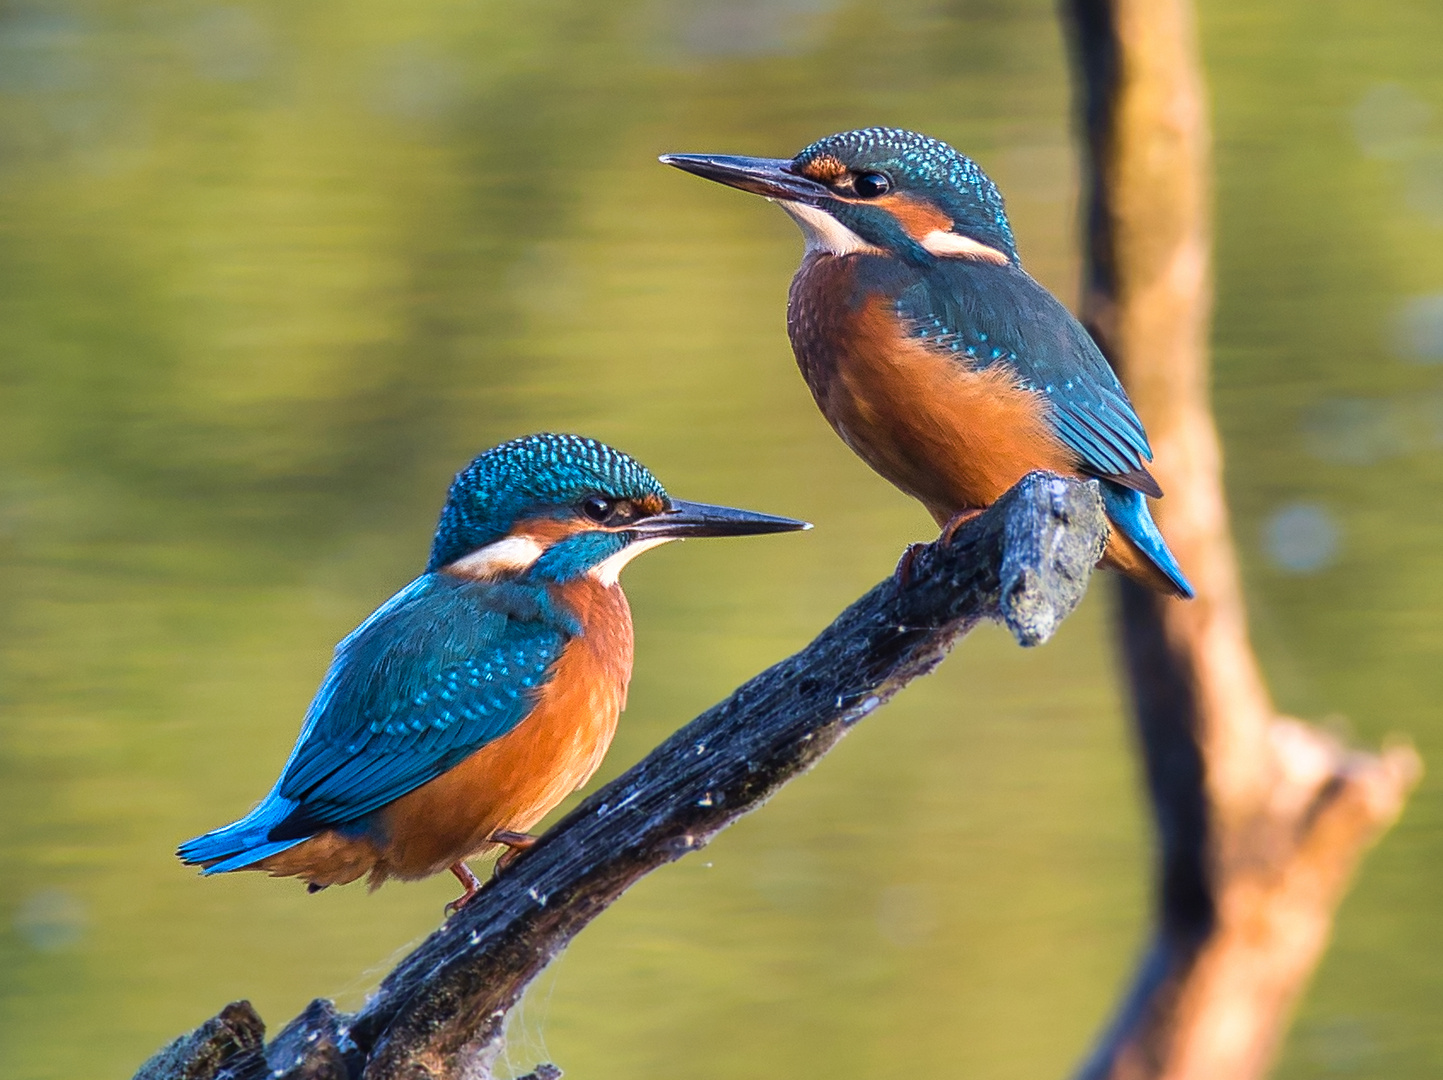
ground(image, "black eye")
xmin=853 ymin=171 xmax=892 ymax=198
xmin=581 ymin=496 xmax=615 ymax=523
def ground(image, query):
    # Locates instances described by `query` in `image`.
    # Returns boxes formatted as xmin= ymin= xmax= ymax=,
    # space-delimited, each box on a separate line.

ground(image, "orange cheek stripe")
xmin=836 ymin=193 xmax=1008 ymax=262
xmin=873 ymin=194 xmax=952 ymax=241
xmin=511 ymin=516 xmax=586 ymax=543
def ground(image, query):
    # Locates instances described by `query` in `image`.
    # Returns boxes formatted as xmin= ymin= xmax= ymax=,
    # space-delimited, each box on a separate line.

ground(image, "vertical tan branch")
xmin=1063 ymin=1 xmax=1421 ymax=1077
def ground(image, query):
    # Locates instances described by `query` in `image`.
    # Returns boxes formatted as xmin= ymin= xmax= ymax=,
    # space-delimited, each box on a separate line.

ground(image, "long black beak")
xmin=633 ymin=499 xmax=810 ymax=539
xmin=659 ymin=153 xmax=831 ymax=203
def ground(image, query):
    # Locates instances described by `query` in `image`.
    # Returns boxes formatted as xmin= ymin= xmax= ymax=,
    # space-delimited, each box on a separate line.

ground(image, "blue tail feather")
xmin=177 ymin=793 xmax=306 ymax=874
xmin=1098 ymin=480 xmax=1194 ymax=599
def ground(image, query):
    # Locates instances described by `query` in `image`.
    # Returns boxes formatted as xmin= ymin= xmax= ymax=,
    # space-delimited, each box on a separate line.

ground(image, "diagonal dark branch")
xmin=132 ymin=471 xmax=1107 ymax=1080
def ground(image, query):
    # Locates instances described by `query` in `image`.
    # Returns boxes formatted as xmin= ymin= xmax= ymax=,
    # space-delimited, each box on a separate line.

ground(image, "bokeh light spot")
xmin=1352 ymin=83 xmax=1432 ymax=160
xmin=877 ymin=883 xmax=937 ymax=947
xmin=1391 ymin=294 xmax=1443 ymax=363
xmin=1264 ymin=503 xmax=1340 ymax=575
xmin=14 ymin=889 xmax=87 ymax=952
xmin=1405 ymin=149 xmax=1443 ymax=224
xmin=668 ymin=0 xmax=836 ymax=58
xmin=1302 ymin=397 xmax=1410 ymax=464
xmin=183 ymin=7 xmax=272 ymax=84
xmin=0 ymin=10 xmax=90 ymax=95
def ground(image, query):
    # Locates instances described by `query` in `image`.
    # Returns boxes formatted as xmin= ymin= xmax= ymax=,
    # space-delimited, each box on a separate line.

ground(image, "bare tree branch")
xmin=1063 ymin=2 xmax=1422 ymax=1077
xmin=134 ymin=471 xmax=1107 ymax=1080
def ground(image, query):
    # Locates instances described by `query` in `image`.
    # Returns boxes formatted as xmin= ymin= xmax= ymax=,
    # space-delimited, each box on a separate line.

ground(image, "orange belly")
xmin=787 ymin=254 xmax=1160 ymax=587
xmin=789 ymin=256 xmax=1077 ymax=521
xmin=258 ymin=577 xmax=634 ymax=889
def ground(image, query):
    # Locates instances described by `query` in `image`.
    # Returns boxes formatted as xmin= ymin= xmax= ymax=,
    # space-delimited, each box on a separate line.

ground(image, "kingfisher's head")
xmin=427 ymin=433 xmax=807 ymax=586
xmin=661 ymin=127 xmax=1017 ymax=267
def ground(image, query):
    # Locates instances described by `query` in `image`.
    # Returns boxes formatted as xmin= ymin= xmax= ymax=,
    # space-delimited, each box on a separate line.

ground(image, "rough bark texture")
xmin=1063 ymin=2 xmax=1422 ymax=1078
xmin=132 ymin=1002 xmax=267 ymax=1080
xmin=135 ymin=472 xmax=1107 ymax=1080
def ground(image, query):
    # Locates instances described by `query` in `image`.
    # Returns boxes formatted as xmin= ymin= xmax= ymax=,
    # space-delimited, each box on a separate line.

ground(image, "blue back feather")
xmin=895 ymin=259 xmax=1156 ymax=478
xmin=268 ymin=573 xmax=573 ymax=838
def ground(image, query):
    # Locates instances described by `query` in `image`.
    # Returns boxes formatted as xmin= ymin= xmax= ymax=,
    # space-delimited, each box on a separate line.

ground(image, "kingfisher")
xmin=179 ymin=434 xmax=807 ymax=910
xmin=661 ymin=127 xmax=1192 ymax=598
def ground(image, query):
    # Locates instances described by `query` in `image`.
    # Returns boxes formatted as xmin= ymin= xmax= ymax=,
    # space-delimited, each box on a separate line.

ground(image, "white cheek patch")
xmin=779 ymin=200 xmax=885 ymax=257
xmin=590 ymin=537 xmax=675 ymax=587
xmin=445 ymin=536 xmax=545 ymax=578
xmin=920 ymin=229 xmax=1010 ymax=264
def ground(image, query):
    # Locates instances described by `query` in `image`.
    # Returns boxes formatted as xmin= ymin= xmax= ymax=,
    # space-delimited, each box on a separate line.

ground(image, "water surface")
xmin=1 ymin=1 xmax=1441 ymax=1077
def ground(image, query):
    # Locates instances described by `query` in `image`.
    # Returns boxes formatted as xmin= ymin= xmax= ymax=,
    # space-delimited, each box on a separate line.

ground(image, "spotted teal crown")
xmin=427 ymin=434 xmax=668 ymax=571
xmin=797 ymin=127 xmax=1017 ymax=260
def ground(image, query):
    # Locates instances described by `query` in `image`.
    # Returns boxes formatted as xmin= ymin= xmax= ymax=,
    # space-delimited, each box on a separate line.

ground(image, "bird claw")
xmin=895 ymin=509 xmax=986 ymax=587
xmin=444 ymin=861 xmax=484 ymax=916
xmin=939 ymin=508 xmax=985 ymax=545
xmin=491 ymin=830 xmax=539 ymax=876
xmin=442 ymin=834 xmax=542 ymax=914
xmin=894 ymin=543 xmax=926 ymax=587
xmin=443 ymin=895 xmax=473 ymax=917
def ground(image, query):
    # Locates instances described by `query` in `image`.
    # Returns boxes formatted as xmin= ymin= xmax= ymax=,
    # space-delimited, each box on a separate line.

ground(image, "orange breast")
xmin=258 ymin=577 xmax=634 ymax=890
xmin=788 ymin=254 xmax=1078 ymax=525
xmin=787 ymin=255 xmax=1165 ymax=588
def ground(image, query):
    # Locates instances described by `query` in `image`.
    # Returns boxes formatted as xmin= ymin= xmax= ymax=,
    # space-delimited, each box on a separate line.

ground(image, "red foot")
xmin=895 ymin=508 xmax=986 ymax=587
xmin=939 ymin=508 xmax=985 ymax=544
xmin=894 ymin=543 xmax=926 ymax=587
xmin=490 ymin=830 xmax=539 ymax=875
xmin=445 ymin=861 xmax=484 ymax=916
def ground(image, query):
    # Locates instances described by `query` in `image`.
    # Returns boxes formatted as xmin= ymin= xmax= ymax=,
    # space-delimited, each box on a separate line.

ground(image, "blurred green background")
xmin=1 ymin=0 xmax=1441 ymax=1077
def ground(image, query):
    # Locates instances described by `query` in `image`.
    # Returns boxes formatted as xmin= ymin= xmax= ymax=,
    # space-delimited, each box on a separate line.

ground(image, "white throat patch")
xmin=590 ymin=537 xmax=674 ymax=587
xmin=779 ymin=200 xmax=885 ymax=257
xmin=445 ymin=535 xmax=545 ymax=578
xmin=919 ymin=229 xmax=1010 ymax=264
